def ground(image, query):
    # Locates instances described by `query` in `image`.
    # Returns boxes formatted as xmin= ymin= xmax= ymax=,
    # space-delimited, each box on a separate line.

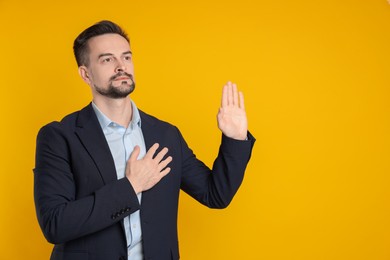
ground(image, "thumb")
xmin=129 ymin=145 xmax=141 ymax=162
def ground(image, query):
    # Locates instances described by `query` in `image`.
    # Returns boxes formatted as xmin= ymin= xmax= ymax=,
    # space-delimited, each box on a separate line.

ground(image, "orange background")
xmin=1 ymin=0 xmax=390 ymax=259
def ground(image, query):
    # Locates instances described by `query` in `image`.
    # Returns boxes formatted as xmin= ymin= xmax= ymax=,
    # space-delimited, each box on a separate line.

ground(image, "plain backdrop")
xmin=1 ymin=0 xmax=390 ymax=259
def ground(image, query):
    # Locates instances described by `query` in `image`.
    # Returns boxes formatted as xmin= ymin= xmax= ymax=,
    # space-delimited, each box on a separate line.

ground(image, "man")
xmin=34 ymin=20 xmax=255 ymax=260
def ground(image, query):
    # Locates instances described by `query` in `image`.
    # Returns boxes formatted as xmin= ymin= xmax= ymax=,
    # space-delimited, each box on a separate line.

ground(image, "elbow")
xmin=43 ymin=233 xmax=60 ymax=245
xmin=38 ymin=213 xmax=69 ymax=244
xmin=43 ymin=229 xmax=67 ymax=245
xmin=206 ymin=192 xmax=234 ymax=209
xmin=41 ymin=224 xmax=67 ymax=244
xmin=210 ymin=199 xmax=232 ymax=209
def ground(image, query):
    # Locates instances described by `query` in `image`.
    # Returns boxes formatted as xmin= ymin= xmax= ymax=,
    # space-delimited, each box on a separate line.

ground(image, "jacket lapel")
xmin=138 ymin=110 xmax=161 ymax=213
xmin=74 ymin=103 xmax=117 ymax=185
xmin=139 ymin=110 xmax=158 ymax=151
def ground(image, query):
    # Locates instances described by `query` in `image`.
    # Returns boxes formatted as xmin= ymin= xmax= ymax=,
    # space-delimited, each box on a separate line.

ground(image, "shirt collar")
xmin=92 ymin=100 xmax=142 ymax=131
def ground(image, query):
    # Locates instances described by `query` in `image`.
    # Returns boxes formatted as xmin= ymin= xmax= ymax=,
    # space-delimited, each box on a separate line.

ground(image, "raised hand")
xmin=125 ymin=143 xmax=172 ymax=194
xmin=217 ymin=82 xmax=248 ymax=140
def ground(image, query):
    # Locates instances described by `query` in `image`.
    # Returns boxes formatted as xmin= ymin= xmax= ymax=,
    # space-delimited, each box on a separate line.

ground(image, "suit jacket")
xmin=34 ymin=103 xmax=255 ymax=260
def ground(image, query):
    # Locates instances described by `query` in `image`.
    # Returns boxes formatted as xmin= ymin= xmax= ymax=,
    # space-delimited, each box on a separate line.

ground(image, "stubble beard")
xmin=94 ymin=73 xmax=135 ymax=99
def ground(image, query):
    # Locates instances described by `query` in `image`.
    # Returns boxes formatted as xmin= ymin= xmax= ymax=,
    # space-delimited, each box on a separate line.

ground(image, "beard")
xmin=94 ymin=73 xmax=135 ymax=99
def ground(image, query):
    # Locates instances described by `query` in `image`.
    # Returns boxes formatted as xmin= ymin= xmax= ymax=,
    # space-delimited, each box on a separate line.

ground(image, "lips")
xmin=114 ymin=77 xmax=130 ymax=81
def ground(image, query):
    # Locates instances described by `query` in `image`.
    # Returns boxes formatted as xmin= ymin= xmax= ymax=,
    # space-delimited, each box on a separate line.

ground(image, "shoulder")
xmin=37 ymin=104 xmax=92 ymax=137
xmin=39 ymin=111 xmax=78 ymax=133
xmin=138 ymin=109 xmax=187 ymax=144
xmin=139 ymin=109 xmax=177 ymax=130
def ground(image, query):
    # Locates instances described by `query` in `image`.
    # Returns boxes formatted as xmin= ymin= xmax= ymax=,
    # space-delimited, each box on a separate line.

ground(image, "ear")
xmin=78 ymin=66 xmax=91 ymax=85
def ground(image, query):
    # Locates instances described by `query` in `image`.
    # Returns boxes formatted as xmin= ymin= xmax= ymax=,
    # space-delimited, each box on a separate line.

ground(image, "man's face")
xmin=80 ymin=33 xmax=135 ymax=99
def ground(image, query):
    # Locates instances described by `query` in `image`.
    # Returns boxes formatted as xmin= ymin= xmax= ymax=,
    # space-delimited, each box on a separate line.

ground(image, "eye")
xmin=102 ymin=57 xmax=112 ymax=63
xmin=124 ymin=56 xmax=132 ymax=61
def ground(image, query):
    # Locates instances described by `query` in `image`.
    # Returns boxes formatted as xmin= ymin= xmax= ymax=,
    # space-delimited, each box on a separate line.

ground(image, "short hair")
xmin=73 ymin=20 xmax=130 ymax=67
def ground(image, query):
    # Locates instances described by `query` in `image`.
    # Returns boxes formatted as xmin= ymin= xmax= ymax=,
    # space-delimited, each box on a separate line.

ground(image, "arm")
xmin=180 ymin=131 xmax=255 ymax=208
xmin=34 ymin=124 xmax=140 ymax=244
xmin=181 ymin=82 xmax=255 ymax=208
xmin=34 ymin=123 xmax=172 ymax=244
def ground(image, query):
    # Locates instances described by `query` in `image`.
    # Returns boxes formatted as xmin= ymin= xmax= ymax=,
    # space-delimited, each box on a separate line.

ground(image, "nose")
xmin=115 ymin=60 xmax=126 ymax=73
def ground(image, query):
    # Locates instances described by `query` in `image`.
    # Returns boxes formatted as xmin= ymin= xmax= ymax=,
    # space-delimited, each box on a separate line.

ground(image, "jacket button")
xmin=111 ymin=214 xmax=116 ymax=220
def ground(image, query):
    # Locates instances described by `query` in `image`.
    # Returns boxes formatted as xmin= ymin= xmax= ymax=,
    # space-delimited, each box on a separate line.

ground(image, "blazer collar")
xmin=73 ymin=104 xmax=161 ymax=187
xmin=74 ymin=103 xmax=117 ymax=184
xmin=138 ymin=110 xmax=158 ymax=151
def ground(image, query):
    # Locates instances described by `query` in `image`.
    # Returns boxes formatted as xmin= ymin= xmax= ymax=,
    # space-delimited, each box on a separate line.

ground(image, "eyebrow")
xmin=98 ymin=51 xmax=132 ymax=59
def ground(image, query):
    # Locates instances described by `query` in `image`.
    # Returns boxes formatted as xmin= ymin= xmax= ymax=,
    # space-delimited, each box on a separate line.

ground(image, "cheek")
xmin=126 ymin=62 xmax=135 ymax=71
xmin=91 ymin=70 xmax=110 ymax=84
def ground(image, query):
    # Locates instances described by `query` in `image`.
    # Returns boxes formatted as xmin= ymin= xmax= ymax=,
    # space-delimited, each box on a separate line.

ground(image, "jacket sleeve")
xmin=34 ymin=123 xmax=140 ymax=244
xmin=179 ymin=129 xmax=255 ymax=209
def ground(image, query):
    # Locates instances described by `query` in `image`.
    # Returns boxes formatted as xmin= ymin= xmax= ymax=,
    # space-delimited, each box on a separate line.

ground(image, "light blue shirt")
xmin=92 ymin=101 xmax=145 ymax=260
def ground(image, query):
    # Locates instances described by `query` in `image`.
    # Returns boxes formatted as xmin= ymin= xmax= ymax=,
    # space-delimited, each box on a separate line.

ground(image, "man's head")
xmin=74 ymin=21 xmax=135 ymax=99
xmin=73 ymin=20 xmax=129 ymax=67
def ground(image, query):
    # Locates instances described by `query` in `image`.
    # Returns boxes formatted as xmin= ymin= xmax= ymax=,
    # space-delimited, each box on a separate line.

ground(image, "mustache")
xmin=110 ymin=72 xmax=134 ymax=81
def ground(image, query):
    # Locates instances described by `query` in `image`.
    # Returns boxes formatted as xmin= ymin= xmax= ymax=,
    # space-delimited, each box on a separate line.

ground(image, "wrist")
xmin=126 ymin=176 xmax=142 ymax=194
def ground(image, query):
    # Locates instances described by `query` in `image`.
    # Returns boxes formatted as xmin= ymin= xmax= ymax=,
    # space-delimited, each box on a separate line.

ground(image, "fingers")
xmin=153 ymin=146 xmax=172 ymax=174
xmin=145 ymin=143 xmax=172 ymax=171
xmin=127 ymin=143 xmax=172 ymax=193
xmin=221 ymin=84 xmax=228 ymax=107
xmin=158 ymin=154 xmax=172 ymax=172
xmin=144 ymin=143 xmax=159 ymax=159
xmin=154 ymin=146 xmax=168 ymax=162
xmin=222 ymin=81 xmax=242 ymax=107
xmin=159 ymin=166 xmax=171 ymax=178
xmin=227 ymin=82 xmax=233 ymax=106
xmin=239 ymin=91 xmax=245 ymax=110
xmin=129 ymin=145 xmax=141 ymax=162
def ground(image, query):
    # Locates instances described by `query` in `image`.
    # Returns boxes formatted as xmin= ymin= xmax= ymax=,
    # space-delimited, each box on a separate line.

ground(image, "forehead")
xmin=87 ymin=33 xmax=131 ymax=56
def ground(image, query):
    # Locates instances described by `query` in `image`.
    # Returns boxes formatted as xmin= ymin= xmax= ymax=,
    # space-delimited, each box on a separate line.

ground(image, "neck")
xmin=93 ymin=96 xmax=133 ymax=127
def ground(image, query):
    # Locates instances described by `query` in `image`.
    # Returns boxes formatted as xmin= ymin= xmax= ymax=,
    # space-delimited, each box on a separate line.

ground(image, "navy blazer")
xmin=34 ymin=103 xmax=255 ymax=260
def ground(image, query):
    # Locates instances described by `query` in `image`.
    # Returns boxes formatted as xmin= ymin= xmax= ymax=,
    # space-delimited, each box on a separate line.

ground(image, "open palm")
xmin=217 ymin=82 xmax=248 ymax=140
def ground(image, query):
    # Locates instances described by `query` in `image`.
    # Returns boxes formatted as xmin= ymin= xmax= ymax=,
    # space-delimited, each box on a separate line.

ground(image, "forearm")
xmin=208 ymin=131 xmax=255 ymax=207
xmin=34 ymin=171 xmax=139 ymax=244
xmin=181 ymin=130 xmax=255 ymax=208
xmin=34 ymin=124 xmax=140 ymax=244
